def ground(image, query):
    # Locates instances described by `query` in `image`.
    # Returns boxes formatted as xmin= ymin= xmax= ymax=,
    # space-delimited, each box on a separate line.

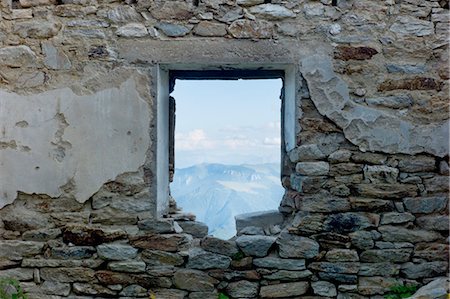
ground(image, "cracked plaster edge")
xmin=301 ymin=54 xmax=449 ymax=158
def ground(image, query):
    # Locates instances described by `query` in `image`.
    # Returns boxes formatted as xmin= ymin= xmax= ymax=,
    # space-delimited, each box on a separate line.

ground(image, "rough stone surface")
xmin=253 ymin=257 xmax=306 ymax=270
xmin=97 ymin=244 xmax=138 ymax=261
xmin=260 ymin=281 xmax=309 ymax=298
xmin=186 ymin=248 xmax=231 ymax=269
xmin=226 ymin=280 xmax=259 ymax=298
xmin=276 ymin=232 xmax=319 ymax=259
xmin=173 ymin=269 xmax=217 ymax=292
xmin=312 ymin=281 xmax=337 ymax=297
xmin=236 ymin=235 xmax=276 ymax=257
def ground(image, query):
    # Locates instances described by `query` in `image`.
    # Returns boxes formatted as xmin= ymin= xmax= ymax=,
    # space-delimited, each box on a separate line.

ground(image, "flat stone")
xmin=201 ymin=236 xmax=239 ymax=257
xmin=141 ymin=249 xmax=184 ymax=266
xmin=149 ymin=288 xmax=188 ymax=299
xmin=375 ymin=242 xmax=414 ymax=249
xmin=253 ymin=256 xmax=306 ymax=270
xmin=263 ymin=270 xmax=312 ymax=280
xmin=120 ymin=284 xmax=147 ymax=297
xmin=104 ymin=5 xmax=143 ymax=23
xmin=226 ymin=280 xmax=259 ymax=298
xmin=248 ymin=4 xmax=295 ymax=20
xmin=312 ymin=281 xmax=337 ymax=297
xmin=16 ymin=71 xmax=46 ymax=88
xmin=66 ymin=19 xmax=109 ymax=28
xmin=380 ymin=226 xmax=440 ymax=243
xmin=424 ymin=176 xmax=449 ymax=193
xmin=14 ymin=20 xmax=61 ymax=38
xmin=108 ymin=261 xmax=146 ymax=273
xmin=354 ymin=183 xmax=417 ymax=198
xmin=62 ymin=225 xmax=127 ymax=246
xmin=298 ymin=193 xmax=350 ymax=212
xmin=296 ymin=161 xmax=329 ymax=176
xmin=360 ymin=249 xmax=412 ymax=263
xmin=359 ymin=263 xmax=400 ymax=276
xmin=0 ymin=45 xmax=36 ymax=68
xmin=21 ymin=258 xmax=103 ymax=268
xmin=231 ymin=257 xmax=253 ymax=270
xmin=9 ymin=9 xmax=33 ymax=19
xmin=0 ymin=268 xmax=34 ymax=281
xmin=325 ymin=249 xmax=359 ymax=262
xmin=177 ymin=221 xmax=208 ymax=238
xmin=303 ymin=2 xmax=325 ymax=17
xmin=54 ymin=4 xmax=96 ymax=17
xmin=189 ymin=291 xmax=218 ymax=299
xmin=0 ymin=241 xmax=44 ymax=260
xmin=289 ymin=144 xmax=326 ymax=162
xmin=260 ymin=281 xmax=309 ymax=298
xmin=0 ymin=259 xmax=20 ymax=270
xmin=319 ymin=272 xmax=357 ymax=284
xmin=416 ymin=215 xmax=449 ymax=231
xmin=236 ymin=235 xmax=276 ymax=257
xmin=329 ymin=150 xmax=352 ymax=163
xmin=410 ymin=278 xmax=449 ymax=299
xmin=237 ymin=0 xmax=264 ymax=6
xmin=194 ymin=21 xmax=227 ymax=37
xmin=72 ymin=282 xmax=116 ymax=296
xmin=186 ymin=248 xmax=231 ymax=269
xmin=349 ymin=197 xmax=394 ymax=212
xmin=364 ymin=165 xmax=399 ymax=183
xmin=40 ymin=267 xmax=96 ymax=283
xmin=276 ymin=231 xmax=319 ymax=259
xmin=116 ymin=23 xmax=148 ymax=37
xmin=173 ymin=269 xmax=217 ymax=292
xmin=380 ymin=212 xmax=415 ymax=224
xmin=291 ymin=212 xmax=325 ymax=234
xmin=439 ymin=161 xmax=449 ymax=175
xmin=414 ymin=243 xmax=449 ymax=261
xmin=330 ymin=163 xmax=363 ymax=176
xmin=386 ymin=64 xmax=426 ymax=74
xmin=403 ymin=196 xmax=447 ymax=213
xmin=365 ymin=95 xmax=413 ymax=109
xmin=239 ymin=226 xmax=265 ymax=235
xmin=97 ymin=244 xmax=138 ymax=261
xmin=334 ymin=46 xmax=378 ymax=61
xmin=358 ymin=276 xmax=401 ymax=295
xmin=130 ymin=234 xmax=192 ymax=252
xmin=398 ymin=155 xmax=436 ymax=172
xmin=349 ymin=231 xmax=374 ymax=250
xmin=156 ymin=22 xmax=193 ymax=37
xmin=324 ymin=212 xmax=380 ymax=233
xmin=50 ymin=246 xmax=96 ymax=260
xmin=351 ymin=152 xmax=387 ymax=165
xmin=235 ymin=210 xmax=283 ymax=233
xmin=309 ymin=262 xmax=360 ymax=274
xmin=137 ymin=218 xmax=175 ymax=233
xmin=22 ymin=228 xmax=62 ymax=242
xmin=401 ymin=261 xmax=448 ymax=279
xmin=40 ymin=281 xmax=71 ymax=296
xmin=379 ymin=77 xmax=441 ymax=91
xmin=149 ymin=1 xmax=193 ymax=20
xmin=228 ymin=19 xmax=273 ymax=39
xmin=390 ymin=16 xmax=434 ymax=36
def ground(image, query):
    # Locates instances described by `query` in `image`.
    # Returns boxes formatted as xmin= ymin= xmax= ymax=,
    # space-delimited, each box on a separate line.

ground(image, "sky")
xmin=171 ymin=79 xmax=283 ymax=168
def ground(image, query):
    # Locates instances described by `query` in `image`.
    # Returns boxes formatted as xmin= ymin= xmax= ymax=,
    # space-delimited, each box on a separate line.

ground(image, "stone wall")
xmin=0 ymin=0 xmax=449 ymax=298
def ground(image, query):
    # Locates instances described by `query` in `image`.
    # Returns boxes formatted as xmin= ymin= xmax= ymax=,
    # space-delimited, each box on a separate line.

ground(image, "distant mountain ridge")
xmin=171 ymin=163 xmax=284 ymax=239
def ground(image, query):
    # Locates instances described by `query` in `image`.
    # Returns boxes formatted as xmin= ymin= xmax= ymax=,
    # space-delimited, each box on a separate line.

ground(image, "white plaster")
xmin=0 ymin=78 xmax=151 ymax=208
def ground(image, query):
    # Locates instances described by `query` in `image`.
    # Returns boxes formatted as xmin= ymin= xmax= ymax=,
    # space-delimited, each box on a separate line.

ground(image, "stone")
xmin=54 ymin=5 xmax=96 ymax=17
xmin=329 ymin=150 xmax=352 ymax=163
xmin=330 ymin=185 xmax=351 ymax=197
xmin=120 ymin=284 xmax=147 ymax=297
xmin=289 ymin=144 xmax=326 ymax=162
xmin=401 ymin=261 xmax=448 ymax=279
xmin=325 ymin=249 xmax=359 ymax=262
xmin=363 ymin=165 xmax=399 ymax=184
xmin=358 ymin=276 xmax=401 ymax=295
xmin=416 ymin=215 xmax=449 ymax=231
xmin=42 ymin=41 xmax=71 ymax=70
xmin=141 ymin=250 xmax=184 ymax=266
xmin=149 ymin=1 xmax=193 ymax=20
xmin=375 ymin=242 xmax=413 ymax=249
xmin=260 ymin=281 xmax=309 ymax=298
xmin=410 ymin=278 xmax=449 ymax=299
xmin=379 ymin=226 xmax=441 ymax=243
xmin=228 ymin=20 xmax=273 ymax=39
xmin=359 ymin=263 xmax=400 ymax=277
xmin=22 ymin=228 xmax=62 ymax=242
xmin=334 ymin=46 xmax=378 ymax=61
xmin=414 ymin=243 xmax=449 ymax=261
xmin=177 ymin=221 xmax=208 ymax=238
xmin=149 ymin=288 xmax=188 ymax=299
xmin=380 ymin=212 xmax=415 ymax=224
xmin=194 ymin=22 xmax=227 ymax=37
xmin=312 ymin=281 xmax=337 ymax=297
xmin=235 ymin=235 xmax=276 ymax=257
xmin=330 ymin=163 xmax=363 ymax=176
xmin=276 ymin=231 xmax=319 ymax=259
xmin=231 ymin=257 xmax=253 ymax=270
xmin=403 ymin=196 xmax=447 ymax=213
xmin=296 ymin=161 xmax=329 ymax=175
xmin=0 ymin=268 xmax=33 ymax=281
xmin=303 ymin=2 xmax=325 ymax=17
xmin=349 ymin=231 xmax=374 ymax=250
xmin=22 ymin=258 xmax=103 ymax=268
xmin=424 ymin=176 xmax=449 ymax=193
xmin=116 ymin=23 xmax=148 ymax=37
xmin=379 ymin=77 xmax=441 ymax=91
xmin=72 ymin=282 xmax=116 ymax=296
xmin=235 ymin=210 xmax=283 ymax=232
xmin=97 ymin=244 xmax=138 ymax=261
xmin=104 ymin=5 xmax=143 ymax=23
xmin=14 ymin=20 xmax=61 ymax=39
xmin=349 ymin=197 xmax=394 ymax=212
xmin=9 ymin=9 xmax=33 ymax=19
xmin=324 ymin=212 xmax=380 ymax=233
xmin=439 ymin=161 xmax=449 ymax=175
xmin=189 ymin=291 xmax=218 ymax=299
xmin=264 ymin=270 xmax=312 ymax=280
xmin=239 ymin=226 xmax=265 ymax=235
xmin=226 ymin=280 xmax=259 ymax=298
xmin=156 ymin=23 xmax=193 ymax=37
xmin=130 ymin=234 xmax=192 ymax=252
xmin=186 ymin=248 xmax=231 ymax=269
xmin=390 ymin=16 xmax=434 ymax=36
xmin=108 ymin=261 xmax=146 ymax=273
xmin=66 ymin=19 xmax=109 ymax=28
xmin=298 ymin=193 xmax=350 ymax=212
xmin=16 ymin=71 xmax=46 ymax=88
xmin=237 ymin=0 xmax=264 ymax=6
xmin=137 ymin=218 xmax=175 ymax=233
xmin=360 ymin=249 xmax=412 ymax=263
xmin=248 ymin=4 xmax=295 ymax=20
xmin=354 ymin=183 xmax=417 ymax=198
xmin=0 ymin=46 xmax=36 ymax=68
xmin=365 ymin=95 xmax=413 ymax=109
xmin=253 ymin=256 xmax=305 ymax=270
xmin=40 ymin=267 xmax=96 ymax=283
xmin=50 ymin=246 xmax=96 ymax=260
xmin=0 ymin=259 xmax=20 ymax=270
xmin=319 ymin=272 xmax=357 ymax=284
xmin=0 ymin=241 xmax=44 ymax=260
xmin=173 ymin=269 xmax=217 ymax=292
xmin=386 ymin=64 xmax=426 ymax=74
xmin=201 ymin=236 xmax=239 ymax=257
xmin=309 ymin=262 xmax=360 ymax=274
xmin=62 ymin=225 xmax=127 ymax=246
xmin=40 ymin=281 xmax=71 ymax=296
xmin=351 ymin=152 xmax=386 ymax=165
xmin=329 ymin=23 xmax=341 ymax=35
xmin=397 ymin=156 xmax=436 ymax=172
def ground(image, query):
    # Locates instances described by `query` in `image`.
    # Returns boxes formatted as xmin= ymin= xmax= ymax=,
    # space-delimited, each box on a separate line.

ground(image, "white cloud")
xmin=263 ymin=137 xmax=281 ymax=146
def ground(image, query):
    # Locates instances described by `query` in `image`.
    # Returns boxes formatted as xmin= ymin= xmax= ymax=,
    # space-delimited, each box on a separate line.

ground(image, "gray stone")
xmin=235 ymin=210 xmax=283 ymax=233
xmin=296 ymin=161 xmax=329 ymax=176
xmin=324 ymin=212 xmax=380 ymax=233
xmin=309 ymin=262 xmax=360 ymax=274
xmin=0 ymin=46 xmax=36 ymax=68
xmin=364 ymin=165 xmax=399 ymax=183
xmin=66 ymin=19 xmax=109 ymax=27
xmin=439 ymin=161 xmax=449 ymax=175
xmin=150 ymin=288 xmax=188 ymax=299
xmin=108 ymin=261 xmax=146 ymax=273
xmin=64 ymin=29 xmax=106 ymax=39
xmin=375 ymin=242 xmax=414 ymax=249
xmin=72 ymin=282 xmax=116 ymax=296
xmin=386 ymin=64 xmax=426 ymax=74
xmin=119 ymin=284 xmax=147 ymax=297
xmin=298 ymin=193 xmax=350 ymax=212
xmin=14 ymin=20 xmax=61 ymax=39
xmin=349 ymin=231 xmax=374 ymax=250
xmin=330 ymin=163 xmax=363 ymax=176
xmin=226 ymin=280 xmax=259 ymax=298
xmin=138 ymin=218 xmax=175 ymax=233
xmin=97 ymin=244 xmax=138 ymax=261
xmin=416 ymin=215 xmax=449 ymax=231
xmin=354 ymin=183 xmax=418 ymax=199
xmin=424 ymin=176 xmax=449 ymax=193
xmin=260 ymin=281 xmax=309 ymax=298
xmin=410 ymin=278 xmax=449 ymax=299
xmin=359 ymin=263 xmax=400 ymax=276
xmin=291 ymin=212 xmax=325 ymax=234
xmin=228 ymin=19 xmax=273 ymax=39
xmin=276 ymin=231 xmax=319 ymax=259
xmin=365 ymin=95 xmax=413 ymax=109
xmin=40 ymin=281 xmax=71 ymax=296
xmin=201 ymin=236 xmax=239 ymax=257
xmin=249 ymin=4 xmax=295 ymax=20
xmin=141 ymin=250 xmax=184 ymax=266
xmin=303 ymin=2 xmax=325 ymax=17
xmin=22 ymin=228 xmax=61 ymax=242
xmin=186 ymin=248 xmax=231 ymax=269
xmin=329 ymin=150 xmax=352 ymax=163
xmin=390 ymin=16 xmax=434 ymax=36
xmin=360 ymin=249 xmax=412 ymax=263
xmin=173 ymin=269 xmax=217 ymax=292
xmin=116 ymin=23 xmax=148 ymax=37
xmin=16 ymin=71 xmax=46 ymax=88
xmin=349 ymin=197 xmax=394 ymax=212
xmin=0 ymin=268 xmax=33 ymax=281
xmin=236 ymin=235 xmax=276 ymax=257
xmin=403 ymin=196 xmax=447 ymax=213
xmin=398 ymin=156 xmax=436 ymax=172
xmin=42 ymin=41 xmax=71 ymax=70
xmin=105 ymin=5 xmax=143 ymax=23
xmin=239 ymin=226 xmax=265 ymax=235
xmin=325 ymin=249 xmax=359 ymax=262
xmin=177 ymin=221 xmax=208 ymax=238
xmin=358 ymin=276 xmax=401 ymax=295
xmin=0 ymin=241 xmax=44 ymax=260
xmin=237 ymin=0 xmax=264 ymax=6
xmin=351 ymin=152 xmax=387 ymax=165
xmin=21 ymin=258 xmax=103 ymax=268
xmin=289 ymin=144 xmax=326 ymax=162
xmin=380 ymin=212 xmax=415 ymax=224
xmin=330 ymin=184 xmax=351 ymax=197
xmin=156 ymin=22 xmax=193 ymax=37
xmin=189 ymin=291 xmax=218 ymax=299
xmin=40 ymin=267 xmax=96 ymax=283
xmin=312 ymin=281 xmax=337 ymax=297
xmin=50 ymin=246 xmax=96 ymax=260
xmin=401 ymin=261 xmax=448 ymax=279
xmin=263 ymin=270 xmax=312 ymax=280
xmin=253 ymin=256 xmax=306 ymax=270
xmin=414 ymin=243 xmax=449 ymax=261
xmin=194 ymin=21 xmax=227 ymax=37
xmin=319 ymin=272 xmax=357 ymax=284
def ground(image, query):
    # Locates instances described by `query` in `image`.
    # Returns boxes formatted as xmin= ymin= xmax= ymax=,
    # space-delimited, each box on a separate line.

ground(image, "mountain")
xmin=171 ymin=163 xmax=284 ymax=239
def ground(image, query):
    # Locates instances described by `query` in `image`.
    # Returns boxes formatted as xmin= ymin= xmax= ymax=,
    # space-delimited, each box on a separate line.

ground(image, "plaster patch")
xmin=301 ymin=55 xmax=449 ymax=157
xmin=0 ymin=78 xmax=151 ymax=208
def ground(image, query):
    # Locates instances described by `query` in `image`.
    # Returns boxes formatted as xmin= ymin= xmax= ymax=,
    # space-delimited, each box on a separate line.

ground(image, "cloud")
xmin=175 ymin=129 xmax=215 ymax=150
xmin=263 ymin=137 xmax=281 ymax=146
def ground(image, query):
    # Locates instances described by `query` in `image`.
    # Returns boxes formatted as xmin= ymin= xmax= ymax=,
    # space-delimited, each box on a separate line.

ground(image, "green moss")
xmin=218 ymin=292 xmax=230 ymax=299
xmin=0 ymin=278 xmax=28 ymax=299
xmin=384 ymin=284 xmax=418 ymax=299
